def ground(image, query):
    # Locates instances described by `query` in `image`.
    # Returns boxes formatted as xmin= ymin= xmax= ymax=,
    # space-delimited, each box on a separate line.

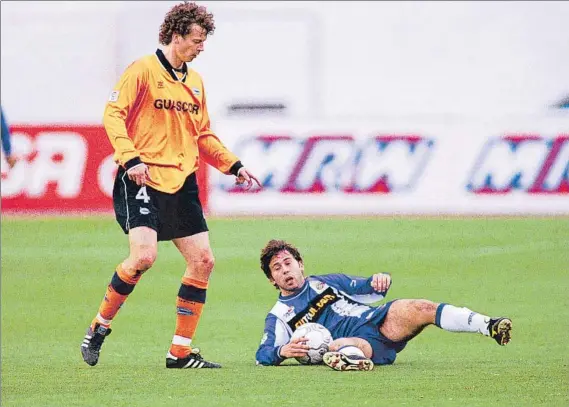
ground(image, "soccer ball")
xmin=291 ymin=323 xmax=333 ymax=365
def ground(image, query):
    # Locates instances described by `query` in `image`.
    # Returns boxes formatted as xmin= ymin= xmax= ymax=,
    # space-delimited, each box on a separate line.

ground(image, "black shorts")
xmin=112 ymin=167 xmax=208 ymax=241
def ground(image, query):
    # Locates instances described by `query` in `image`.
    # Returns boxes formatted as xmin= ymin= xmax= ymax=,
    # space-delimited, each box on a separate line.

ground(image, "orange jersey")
xmin=103 ymin=49 xmax=240 ymax=193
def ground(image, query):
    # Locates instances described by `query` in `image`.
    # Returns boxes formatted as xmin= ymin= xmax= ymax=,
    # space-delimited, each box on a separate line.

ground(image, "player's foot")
xmin=81 ymin=323 xmax=112 ymax=366
xmin=166 ymin=348 xmax=222 ymax=369
xmin=323 ymin=351 xmax=374 ymax=371
xmin=488 ymin=317 xmax=512 ymax=345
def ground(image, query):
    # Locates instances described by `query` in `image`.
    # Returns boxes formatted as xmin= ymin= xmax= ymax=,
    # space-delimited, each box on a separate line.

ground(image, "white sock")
xmin=436 ymin=304 xmax=490 ymax=335
xmin=95 ymin=313 xmax=112 ymax=327
xmin=172 ymin=335 xmax=192 ymax=346
xmin=338 ymin=345 xmax=365 ymax=358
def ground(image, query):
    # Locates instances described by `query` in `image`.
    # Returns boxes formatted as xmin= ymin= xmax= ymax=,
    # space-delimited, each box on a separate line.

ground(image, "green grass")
xmin=1 ymin=216 xmax=568 ymax=407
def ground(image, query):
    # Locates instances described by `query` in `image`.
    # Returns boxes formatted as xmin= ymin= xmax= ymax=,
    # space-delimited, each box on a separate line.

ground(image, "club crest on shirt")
xmin=108 ymin=91 xmax=119 ymax=102
xmin=283 ymin=306 xmax=295 ymax=320
xmin=192 ymin=87 xmax=201 ymax=96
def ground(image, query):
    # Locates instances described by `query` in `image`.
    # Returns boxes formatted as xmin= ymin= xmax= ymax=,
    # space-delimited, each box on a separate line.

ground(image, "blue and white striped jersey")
xmin=255 ymin=273 xmax=390 ymax=366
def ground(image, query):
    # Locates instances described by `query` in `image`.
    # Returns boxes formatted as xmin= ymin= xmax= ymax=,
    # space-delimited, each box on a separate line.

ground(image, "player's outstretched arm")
xmin=198 ymin=137 xmax=262 ymax=191
xmin=313 ymin=273 xmax=392 ymax=295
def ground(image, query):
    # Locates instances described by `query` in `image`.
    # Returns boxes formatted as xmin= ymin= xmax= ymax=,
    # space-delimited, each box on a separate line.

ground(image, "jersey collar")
xmin=279 ymin=279 xmax=309 ymax=301
xmin=155 ymin=49 xmax=187 ymax=83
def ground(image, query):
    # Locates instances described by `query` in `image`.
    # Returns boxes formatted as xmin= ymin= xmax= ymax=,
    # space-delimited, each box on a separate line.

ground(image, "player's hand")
xmin=279 ymin=337 xmax=310 ymax=359
xmin=371 ymin=272 xmax=391 ymax=293
xmin=127 ymin=163 xmax=150 ymax=186
xmin=5 ymin=154 xmax=18 ymax=168
xmin=235 ymin=167 xmax=261 ymax=191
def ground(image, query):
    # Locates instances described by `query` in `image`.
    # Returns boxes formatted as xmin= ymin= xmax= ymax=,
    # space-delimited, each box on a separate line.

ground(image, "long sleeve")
xmin=197 ymin=91 xmax=240 ymax=174
xmin=103 ymin=62 xmax=147 ymax=168
xmin=1 ymin=108 xmax=12 ymax=156
xmin=311 ymin=273 xmax=389 ymax=304
xmin=197 ymin=134 xmax=240 ymax=174
xmin=255 ymin=314 xmax=290 ymax=366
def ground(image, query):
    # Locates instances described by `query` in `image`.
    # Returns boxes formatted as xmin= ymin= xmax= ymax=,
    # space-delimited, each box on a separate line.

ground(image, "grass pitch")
xmin=1 ymin=216 xmax=568 ymax=406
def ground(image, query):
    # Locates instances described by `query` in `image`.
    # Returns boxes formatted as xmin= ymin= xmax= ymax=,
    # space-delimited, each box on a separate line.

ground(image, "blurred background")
xmin=1 ymin=0 xmax=568 ymax=214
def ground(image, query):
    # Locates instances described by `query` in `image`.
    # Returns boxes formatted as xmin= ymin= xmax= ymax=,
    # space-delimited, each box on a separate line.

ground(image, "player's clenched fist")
xmin=279 ymin=337 xmax=310 ymax=358
xmin=371 ymin=272 xmax=391 ymax=293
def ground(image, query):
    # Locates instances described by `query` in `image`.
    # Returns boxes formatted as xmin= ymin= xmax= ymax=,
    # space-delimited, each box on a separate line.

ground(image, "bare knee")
xmin=193 ymin=249 xmax=215 ymax=273
xmin=127 ymin=227 xmax=158 ymax=271
xmin=202 ymin=251 xmax=215 ymax=272
xmin=184 ymin=249 xmax=215 ymax=282
xmin=410 ymin=299 xmax=437 ymax=313
xmin=407 ymin=299 xmax=438 ymax=324
xmin=132 ymin=247 xmax=157 ymax=271
xmin=379 ymin=299 xmax=439 ymax=342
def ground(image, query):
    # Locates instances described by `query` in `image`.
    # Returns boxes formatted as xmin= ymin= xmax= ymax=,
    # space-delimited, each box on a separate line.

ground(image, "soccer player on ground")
xmin=81 ymin=2 xmax=261 ymax=369
xmin=255 ymin=240 xmax=512 ymax=371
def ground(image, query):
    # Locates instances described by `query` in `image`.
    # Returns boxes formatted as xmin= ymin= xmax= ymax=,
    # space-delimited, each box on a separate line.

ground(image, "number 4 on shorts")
xmin=136 ymin=187 xmax=150 ymax=203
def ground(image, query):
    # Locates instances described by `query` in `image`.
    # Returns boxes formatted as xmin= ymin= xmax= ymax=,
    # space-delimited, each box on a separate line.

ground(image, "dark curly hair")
xmin=159 ymin=1 xmax=215 ymax=45
xmin=260 ymin=240 xmax=303 ymax=280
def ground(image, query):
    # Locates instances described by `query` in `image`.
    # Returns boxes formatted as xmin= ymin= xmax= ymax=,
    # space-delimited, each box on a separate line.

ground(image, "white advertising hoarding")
xmin=208 ymin=115 xmax=569 ymax=215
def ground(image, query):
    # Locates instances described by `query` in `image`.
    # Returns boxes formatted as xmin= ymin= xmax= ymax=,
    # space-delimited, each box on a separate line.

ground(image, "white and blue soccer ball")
xmin=291 ymin=323 xmax=333 ymax=365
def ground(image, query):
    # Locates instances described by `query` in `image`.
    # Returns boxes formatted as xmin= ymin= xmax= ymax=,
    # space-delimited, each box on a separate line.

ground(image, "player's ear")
xmin=299 ymin=260 xmax=304 ymax=273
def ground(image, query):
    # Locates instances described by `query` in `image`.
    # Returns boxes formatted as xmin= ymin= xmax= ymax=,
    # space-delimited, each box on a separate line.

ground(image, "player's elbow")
xmin=102 ymin=114 xmax=117 ymax=134
xmin=102 ymin=108 xmax=126 ymax=130
xmin=255 ymin=359 xmax=278 ymax=367
xmin=255 ymin=350 xmax=278 ymax=366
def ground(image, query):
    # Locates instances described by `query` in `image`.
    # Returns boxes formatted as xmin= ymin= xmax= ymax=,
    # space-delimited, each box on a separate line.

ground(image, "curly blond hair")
xmin=159 ymin=1 xmax=215 ymax=45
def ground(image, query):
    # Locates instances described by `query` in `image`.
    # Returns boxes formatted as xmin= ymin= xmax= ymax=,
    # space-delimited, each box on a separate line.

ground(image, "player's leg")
xmin=434 ymin=302 xmax=512 ymax=345
xmin=166 ymin=231 xmax=220 ymax=368
xmin=162 ymin=172 xmax=220 ymax=368
xmin=378 ymin=299 xmax=437 ymax=342
xmin=329 ymin=337 xmax=373 ymax=357
xmin=81 ymin=167 xmax=159 ymax=366
xmin=324 ymin=338 xmax=374 ymax=371
xmin=169 ymin=232 xmax=214 ymax=355
xmin=380 ymin=299 xmax=512 ymax=345
xmin=81 ymin=226 xmax=158 ymax=366
xmin=93 ymin=226 xmax=157 ymax=327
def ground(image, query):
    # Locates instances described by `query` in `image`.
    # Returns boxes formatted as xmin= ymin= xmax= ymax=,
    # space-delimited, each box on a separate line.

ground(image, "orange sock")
xmin=91 ymin=264 xmax=143 ymax=329
xmin=169 ymin=278 xmax=208 ymax=358
xmin=91 ymin=285 xmax=128 ymax=329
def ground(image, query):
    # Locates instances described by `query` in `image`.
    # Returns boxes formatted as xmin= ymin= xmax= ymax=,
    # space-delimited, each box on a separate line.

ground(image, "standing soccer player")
xmin=81 ymin=1 xmax=260 ymax=369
